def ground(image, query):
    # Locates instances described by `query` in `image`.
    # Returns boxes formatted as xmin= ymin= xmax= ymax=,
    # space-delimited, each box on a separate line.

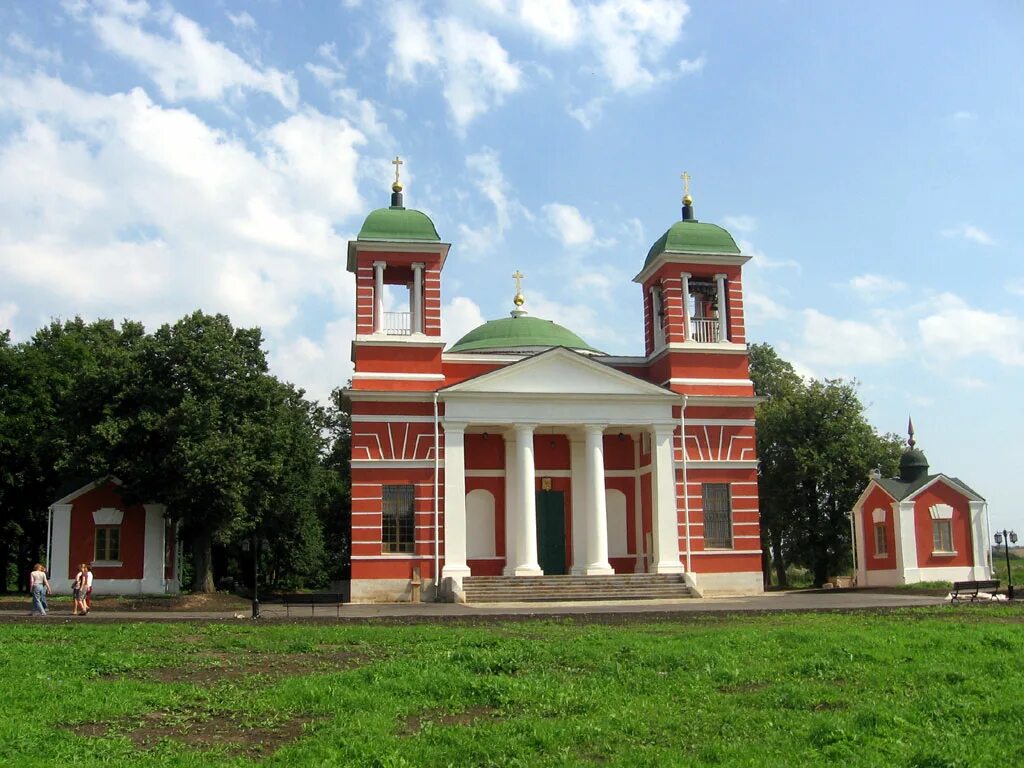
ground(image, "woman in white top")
xmin=29 ymin=564 xmax=51 ymax=616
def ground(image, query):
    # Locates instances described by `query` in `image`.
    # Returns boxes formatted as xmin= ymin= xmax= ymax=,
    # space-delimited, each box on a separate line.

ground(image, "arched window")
xmin=466 ymin=489 xmax=496 ymax=558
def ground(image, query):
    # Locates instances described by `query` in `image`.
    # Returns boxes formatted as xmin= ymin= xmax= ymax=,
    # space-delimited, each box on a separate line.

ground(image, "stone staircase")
xmin=461 ymin=574 xmax=693 ymax=603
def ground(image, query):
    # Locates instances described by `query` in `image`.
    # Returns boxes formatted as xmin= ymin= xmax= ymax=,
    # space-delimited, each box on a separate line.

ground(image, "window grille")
xmin=702 ymin=483 xmax=733 ymax=549
xmin=382 ymin=484 xmax=415 ymax=553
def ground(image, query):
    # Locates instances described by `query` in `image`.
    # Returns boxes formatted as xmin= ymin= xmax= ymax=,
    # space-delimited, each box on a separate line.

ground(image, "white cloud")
xmin=226 ymin=11 xmax=257 ymax=30
xmin=918 ymin=294 xmax=1024 ymax=366
xmin=543 ymin=203 xmax=596 ymax=247
xmin=796 ymin=309 xmax=908 ymax=367
xmin=0 ymin=301 xmax=18 ymax=332
xmin=79 ymin=1 xmax=298 ymax=108
xmin=677 ymin=54 xmax=705 ymax=74
xmin=566 ymin=96 xmax=606 ymax=130
xmin=0 ymin=72 xmax=362 ymax=396
xmin=458 ymin=147 xmax=523 ymax=253
xmin=949 ymin=110 xmax=976 ymax=122
xmin=442 ymin=296 xmax=487 ymax=345
xmin=517 ymin=0 xmax=583 ymax=47
xmin=6 ymin=32 xmax=63 ymax=65
xmin=571 ymin=272 xmax=614 ymax=301
xmin=587 ymin=0 xmax=691 ymax=90
xmin=1008 ymin=280 xmax=1024 ymax=297
xmin=941 ymin=223 xmax=994 ymax=246
xmin=722 ymin=215 xmax=756 ymax=234
xmin=269 ymin=317 xmax=355 ymax=404
xmin=527 ymin=291 xmax=628 ymax=351
xmin=737 ymin=239 xmax=800 ymax=271
xmin=849 ymin=273 xmax=906 ymax=299
xmin=386 ymin=4 xmax=521 ymax=130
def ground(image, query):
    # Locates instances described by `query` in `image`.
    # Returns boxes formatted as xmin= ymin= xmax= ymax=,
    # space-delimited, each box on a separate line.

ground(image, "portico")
xmin=438 ymin=347 xmax=685 ymax=595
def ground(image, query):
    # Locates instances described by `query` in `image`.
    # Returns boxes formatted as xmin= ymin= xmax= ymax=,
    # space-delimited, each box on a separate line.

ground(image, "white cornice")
xmin=352 ymin=372 xmax=445 ymax=381
xmin=346 ymin=240 xmax=451 ymax=272
xmin=684 ymin=395 xmax=763 ymax=408
xmin=347 ymin=390 xmax=434 ymax=402
xmin=633 ymin=252 xmax=751 ymax=284
xmin=354 ymin=335 xmax=446 ymax=348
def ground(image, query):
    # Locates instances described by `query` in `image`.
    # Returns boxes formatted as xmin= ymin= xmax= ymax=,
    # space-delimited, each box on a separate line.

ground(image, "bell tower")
xmin=347 ymin=158 xmax=450 ymax=391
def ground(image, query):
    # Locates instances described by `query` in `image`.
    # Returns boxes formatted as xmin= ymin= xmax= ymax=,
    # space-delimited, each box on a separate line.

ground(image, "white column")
xmin=651 ymin=425 xmax=684 ymax=574
xmin=503 ymin=434 xmax=519 ymax=576
xmin=142 ymin=504 xmax=166 ymax=594
xmin=583 ymin=424 xmax=613 ymax=575
xmin=411 ymin=262 xmax=424 ymax=334
xmin=714 ymin=273 xmax=728 ymax=342
xmin=512 ymin=423 xmax=541 ymax=576
xmin=442 ymin=422 xmax=471 ymax=587
xmin=632 ymin=436 xmax=644 ymax=573
xmin=372 ymin=261 xmax=385 ymax=334
xmin=680 ymin=272 xmax=691 ymax=342
xmin=969 ymin=501 xmax=990 ymax=579
xmin=49 ymin=504 xmax=72 ymax=592
xmin=852 ymin=507 xmax=868 ymax=586
xmin=892 ymin=500 xmax=919 ymax=584
xmin=569 ymin=433 xmax=587 ymax=575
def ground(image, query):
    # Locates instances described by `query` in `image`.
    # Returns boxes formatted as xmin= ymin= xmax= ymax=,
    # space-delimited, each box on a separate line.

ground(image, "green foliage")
xmin=750 ymin=343 xmax=903 ymax=587
xmin=1 ymin=608 xmax=1024 ymax=766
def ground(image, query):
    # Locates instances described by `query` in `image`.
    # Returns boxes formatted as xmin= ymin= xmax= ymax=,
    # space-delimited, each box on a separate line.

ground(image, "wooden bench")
xmin=950 ymin=580 xmax=1000 ymax=604
xmin=281 ymin=593 xmax=345 ymax=617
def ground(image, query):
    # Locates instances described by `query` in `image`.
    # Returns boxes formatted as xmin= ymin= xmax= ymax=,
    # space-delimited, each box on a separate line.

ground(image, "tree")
xmin=751 ymin=344 xmax=902 ymax=586
xmin=320 ymin=386 xmax=352 ymax=582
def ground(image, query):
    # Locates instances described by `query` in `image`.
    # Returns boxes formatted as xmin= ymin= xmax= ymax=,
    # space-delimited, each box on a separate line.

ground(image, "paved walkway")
xmin=1 ymin=590 xmax=949 ymax=623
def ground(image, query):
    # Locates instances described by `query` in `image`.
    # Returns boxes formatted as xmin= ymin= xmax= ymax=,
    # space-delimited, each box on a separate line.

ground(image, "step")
xmin=462 ymin=574 xmax=693 ymax=603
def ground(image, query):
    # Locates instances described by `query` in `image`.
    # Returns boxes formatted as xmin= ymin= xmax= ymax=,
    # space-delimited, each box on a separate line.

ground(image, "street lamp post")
xmin=994 ymin=529 xmax=1018 ymax=600
xmin=242 ymin=535 xmax=261 ymax=619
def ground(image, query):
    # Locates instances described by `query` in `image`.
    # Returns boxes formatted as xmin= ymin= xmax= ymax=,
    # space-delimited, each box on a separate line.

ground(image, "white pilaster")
xmin=372 ymin=261 xmax=385 ymax=334
xmin=503 ymin=435 xmax=519 ymax=576
xmin=714 ymin=273 xmax=728 ymax=342
xmin=142 ymin=504 xmax=166 ymax=592
xmin=412 ymin=262 xmax=424 ymax=334
xmin=49 ymin=504 xmax=72 ymax=588
xmin=583 ymin=424 xmax=613 ymax=575
xmin=569 ymin=433 xmax=587 ymax=575
xmin=651 ymin=425 xmax=684 ymax=574
xmin=650 ymin=285 xmax=665 ymax=350
xmin=893 ymin=500 xmax=919 ymax=584
xmin=442 ymin=422 xmax=471 ymax=587
xmin=512 ymin=423 xmax=541 ymax=576
xmin=969 ymin=501 xmax=990 ymax=579
xmin=680 ymin=271 xmax=691 ymax=342
xmin=852 ymin=507 xmax=867 ymax=585
xmin=632 ymin=436 xmax=645 ymax=573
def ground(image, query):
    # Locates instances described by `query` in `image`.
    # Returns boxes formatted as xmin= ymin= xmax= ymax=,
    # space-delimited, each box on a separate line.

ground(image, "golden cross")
xmin=681 ymin=171 xmax=691 ymax=197
xmin=512 ymin=270 xmax=525 ymax=307
xmin=392 ymin=156 xmax=403 ymax=184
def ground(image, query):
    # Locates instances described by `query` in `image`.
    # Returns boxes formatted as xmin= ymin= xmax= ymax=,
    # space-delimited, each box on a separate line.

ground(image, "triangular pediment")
xmin=442 ymin=347 xmax=676 ymax=399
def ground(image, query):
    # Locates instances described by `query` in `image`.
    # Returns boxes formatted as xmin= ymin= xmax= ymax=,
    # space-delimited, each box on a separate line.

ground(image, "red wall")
xmin=67 ymin=483 xmax=146 ymax=581
xmin=913 ymin=481 xmax=974 ymax=568
xmin=861 ymin=487 xmax=897 ymax=571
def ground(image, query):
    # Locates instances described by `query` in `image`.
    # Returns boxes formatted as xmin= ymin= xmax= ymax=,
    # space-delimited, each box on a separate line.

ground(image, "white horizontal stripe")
xmin=686 ymin=461 xmax=759 ymax=469
xmin=692 ymin=549 xmax=762 ymax=556
xmin=352 ymin=555 xmax=438 ymax=560
xmin=669 ymin=378 xmax=754 ymax=387
xmin=352 ymin=372 xmax=445 ymax=381
xmin=351 ymin=414 xmax=436 ymax=423
xmin=686 ymin=419 xmax=755 ymax=427
xmin=352 ymin=460 xmax=442 ymax=469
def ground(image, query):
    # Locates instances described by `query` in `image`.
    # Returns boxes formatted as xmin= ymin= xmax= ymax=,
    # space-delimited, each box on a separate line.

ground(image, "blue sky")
xmin=0 ymin=1 xmax=1021 ymax=533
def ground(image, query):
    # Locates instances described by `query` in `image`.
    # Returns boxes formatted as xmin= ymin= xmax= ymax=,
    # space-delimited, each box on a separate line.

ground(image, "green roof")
xmin=448 ymin=314 xmax=602 ymax=354
xmin=644 ymin=220 xmax=740 ymax=267
xmin=357 ymin=206 xmax=440 ymax=242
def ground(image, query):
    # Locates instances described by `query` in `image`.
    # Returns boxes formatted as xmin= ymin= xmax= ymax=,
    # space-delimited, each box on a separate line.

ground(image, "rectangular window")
xmin=382 ymin=484 xmax=415 ymax=554
xmin=932 ymin=520 xmax=954 ymax=553
xmin=94 ymin=526 xmax=121 ymax=562
xmin=703 ymin=483 xmax=733 ymax=549
xmin=874 ymin=523 xmax=888 ymax=557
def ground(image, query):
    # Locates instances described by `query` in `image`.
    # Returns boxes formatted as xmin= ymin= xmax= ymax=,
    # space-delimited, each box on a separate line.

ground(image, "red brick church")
xmin=346 ymin=164 xmax=764 ymax=603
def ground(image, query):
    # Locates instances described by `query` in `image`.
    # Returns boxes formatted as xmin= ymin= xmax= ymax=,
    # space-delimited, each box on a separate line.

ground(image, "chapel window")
xmin=702 ymin=483 xmax=733 ymax=549
xmin=873 ymin=523 xmax=887 ymax=557
xmin=94 ymin=525 xmax=121 ymax=562
xmin=382 ymin=484 xmax=415 ymax=554
xmin=932 ymin=520 xmax=954 ymax=554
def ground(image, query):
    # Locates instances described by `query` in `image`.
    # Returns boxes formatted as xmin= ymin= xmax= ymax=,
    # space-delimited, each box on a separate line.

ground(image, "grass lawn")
xmin=3 ymin=608 xmax=1024 ymax=767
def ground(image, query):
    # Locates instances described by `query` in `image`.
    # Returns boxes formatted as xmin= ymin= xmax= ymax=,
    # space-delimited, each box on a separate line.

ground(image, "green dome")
xmin=644 ymin=220 xmax=740 ymax=267
xmin=448 ymin=314 xmax=602 ymax=354
xmin=357 ymin=206 xmax=440 ymax=242
xmin=898 ymin=448 xmax=930 ymax=483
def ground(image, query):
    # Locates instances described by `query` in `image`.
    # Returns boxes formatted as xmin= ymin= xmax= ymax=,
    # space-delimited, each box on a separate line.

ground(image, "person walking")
xmin=29 ymin=564 xmax=51 ymax=616
xmin=73 ymin=563 xmax=92 ymax=616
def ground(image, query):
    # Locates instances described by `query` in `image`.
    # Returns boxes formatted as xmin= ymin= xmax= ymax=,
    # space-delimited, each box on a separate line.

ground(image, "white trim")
xmin=52 ymin=476 xmax=123 ymax=506
xmin=353 ymin=336 xmax=446 ymax=348
xmin=661 ymin=342 xmax=748 ymax=355
xmin=351 ymin=460 xmax=443 ymax=469
xmin=352 ymin=372 xmax=446 ymax=381
xmin=686 ymin=460 xmax=759 ymax=469
xmin=633 ymin=252 xmax=751 ymax=284
xmin=92 ymin=507 xmax=124 ymax=525
xmin=351 ymin=414 xmax=436 ymax=423
xmin=351 ymin=555 xmax=437 ymax=560
xmin=930 ymin=550 xmax=958 ymax=557
xmin=687 ymin=419 xmax=755 ymax=427
xmin=692 ymin=549 xmax=763 ymax=556
xmin=465 ymin=469 xmax=505 ymax=477
xmin=684 ymin=395 xmax=762 ymax=407
xmin=872 ymin=507 xmax=886 ymax=524
xmin=347 ymin=391 xmax=434 ymax=402
xmin=904 ymin=474 xmax=985 ymax=503
xmin=90 ymin=560 xmax=123 ymax=568
xmin=666 ymin=378 xmax=754 ymax=387
xmin=929 ymin=503 xmax=954 ymax=520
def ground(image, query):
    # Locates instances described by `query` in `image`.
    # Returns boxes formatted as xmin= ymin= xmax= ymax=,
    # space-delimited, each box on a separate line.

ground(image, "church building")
xmin=347 ymin=162 xmax=764 ymax=602
xmin=852 ymin=423 xmax=991 ymax=586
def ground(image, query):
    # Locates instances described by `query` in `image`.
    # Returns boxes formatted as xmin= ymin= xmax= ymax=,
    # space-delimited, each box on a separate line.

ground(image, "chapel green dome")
xmin=357 ymin=206 xmax=440 ymax=242
xmin=898 ymin=447 xmax=930 ymax=484
xmin=448 ymin=314 xmax=602 ymax=354
xmin=644 ymin=220 xmax=740 ymax=267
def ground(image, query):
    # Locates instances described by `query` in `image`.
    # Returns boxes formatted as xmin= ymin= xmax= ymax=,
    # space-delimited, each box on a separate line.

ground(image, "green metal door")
xmin=536 ymin=490 xmax=566 ymax=575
